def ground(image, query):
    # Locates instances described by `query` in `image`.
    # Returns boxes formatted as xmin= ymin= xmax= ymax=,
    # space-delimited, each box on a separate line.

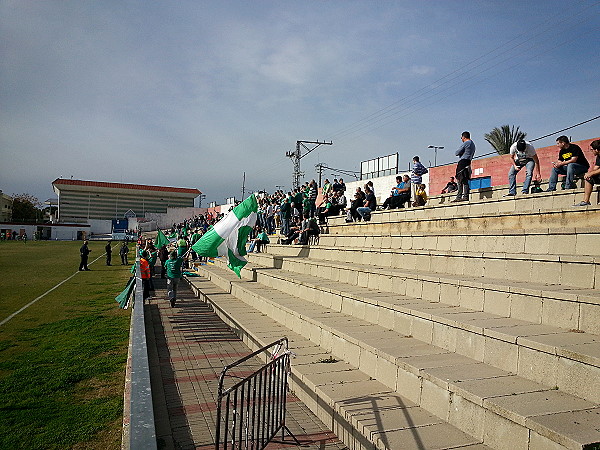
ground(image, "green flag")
xmin=155 ymin=229 xmax=169 ymax=249
xmin=115 ymin=276 xmax=135 ymax=309
xmin=192 ymin=194 xmax=258 ymax=277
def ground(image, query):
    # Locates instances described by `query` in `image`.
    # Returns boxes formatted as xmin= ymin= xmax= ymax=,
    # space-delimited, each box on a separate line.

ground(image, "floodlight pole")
xmin=428 ymin=145 xmax=444 ymax=167
xmin=286 ymin=140 xmax=332 ymax=190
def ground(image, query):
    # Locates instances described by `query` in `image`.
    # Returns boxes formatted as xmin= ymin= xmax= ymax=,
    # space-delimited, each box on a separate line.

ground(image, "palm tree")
xmin=484 ymin=125 xmax=527 ymax=155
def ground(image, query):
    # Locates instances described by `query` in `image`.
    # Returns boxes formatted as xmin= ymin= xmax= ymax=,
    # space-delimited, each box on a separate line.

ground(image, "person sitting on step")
xmin=574 ymin=139 xmax=600 ymax=207
xmin=381 ymin=175 xmax=411 ymax=209
xmin=248 ymin=226 xmax=269 ymax=253
xmin=546 ymin=135 xmax=589 ymax=191
xmin=298 ymin=214 xmax=320 ymax=245
xmin=357 ymin=185 xmax=376 ymax=221
xmin=345 ymin=192 xmax=363 ymax=222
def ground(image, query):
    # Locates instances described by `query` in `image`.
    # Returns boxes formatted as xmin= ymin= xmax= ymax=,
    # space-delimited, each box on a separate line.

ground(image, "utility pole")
xmin=241 ymin=172 xmax=246 ymax=200
xmin=315 ymin=163 xmax=325 ymax=187
xmin=286 ymin=140 xmax=332 ymax=190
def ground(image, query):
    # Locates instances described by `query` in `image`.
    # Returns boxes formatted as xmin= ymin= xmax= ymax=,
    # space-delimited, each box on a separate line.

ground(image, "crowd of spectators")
xmin=163 ymin=137 xmax=599 ymax=253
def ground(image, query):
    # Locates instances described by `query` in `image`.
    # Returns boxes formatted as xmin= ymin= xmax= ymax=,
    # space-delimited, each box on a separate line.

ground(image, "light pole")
xmin=428 ymin=145 xmax=444 ymax=167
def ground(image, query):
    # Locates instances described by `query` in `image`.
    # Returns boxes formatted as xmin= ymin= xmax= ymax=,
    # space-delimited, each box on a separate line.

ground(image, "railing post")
xmin=215 ymin=338 xmax=299 ymax=450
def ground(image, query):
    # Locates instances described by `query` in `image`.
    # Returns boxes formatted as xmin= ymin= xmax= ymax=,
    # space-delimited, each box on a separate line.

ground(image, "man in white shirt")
xmin=506 ymin=139 xmax=541 ymax=196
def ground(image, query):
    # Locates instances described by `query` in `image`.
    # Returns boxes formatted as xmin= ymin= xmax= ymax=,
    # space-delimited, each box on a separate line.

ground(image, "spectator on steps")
xmin=410 ymin=156 xmax=428 ymax=204
xmin=140 ymin=250 xmax=151 ymax=300
xmin=158 ymin=244 xmax=169 ymax=278
xmin=381 ymin=175 xmax=411 ymax=209
xmin=452 ymin=131 xmax=476 ymax=202
xmin=345 ymin=192 xmax=363 ymax=222
xmin=505 ymin=139 xmax=541 ymax=196
xmin=413 ymin=184 xmax=428 ymax=207
xmin=330 ymin=190 xmax=347 ymax=216
xmin=574 ymin=139 xmax=600 ymax=207
xmin=165 ymin=250 xmax=183 ymax=307
xmin=441 ymin=177 xmax=458 ymax=194
xmin=547 ymin=135 xmax=589 ymax=191
xmin=280 ymin=217 xmax=302 ymax=244
xmin=317 ymin=194 xmax=332 ymax=224
xmin=248 ymin=226 xmax=270 ymax=253
xmin=298 ymin=214 xmax=320 ymax=245
xmin=357 ymin=185 xmax=376 ymax=221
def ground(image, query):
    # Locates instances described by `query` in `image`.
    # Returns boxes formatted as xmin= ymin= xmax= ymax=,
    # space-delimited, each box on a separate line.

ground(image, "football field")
xmin=0 ymin=240 xmax=132 ymax=449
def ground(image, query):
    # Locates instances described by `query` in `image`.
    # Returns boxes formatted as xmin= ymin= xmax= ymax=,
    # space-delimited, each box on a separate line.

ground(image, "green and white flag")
xmin=192 ymin=194 xmax=258 ymax=277
xmin=154 ymin=229 xmax=169 ymax=249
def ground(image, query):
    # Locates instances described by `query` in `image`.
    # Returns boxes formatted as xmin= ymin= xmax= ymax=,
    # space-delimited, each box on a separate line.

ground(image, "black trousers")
xmin=455 ymin=159 xmax=472 ymax=199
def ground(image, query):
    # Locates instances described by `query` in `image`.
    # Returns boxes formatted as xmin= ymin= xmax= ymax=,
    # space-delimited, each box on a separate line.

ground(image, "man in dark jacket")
xmin=79 ymin=240 xmax=91 ymax=271
xmin=105 ymin=240 xmax=112 ymax=266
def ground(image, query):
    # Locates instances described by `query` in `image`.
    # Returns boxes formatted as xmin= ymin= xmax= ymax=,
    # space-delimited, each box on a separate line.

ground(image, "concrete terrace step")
xmin=316 ymin=228 xmax=600 ymax=258
xmin=246 ymin=249 xmax=600 ymax=335
xmin=185 ymin=276 xmax=492 ymax=450
xmin=236 ymin=254 xmax=600 ymax=402
xmin=260 ymin=243 xmax=600 ymax=290
xmin=189 ymin=265 xmax=600 ymax=450
xmin=326 ymin=202 xmax=600 ymax=234
xmin=363 ymin=187 xmax=593 ymax=222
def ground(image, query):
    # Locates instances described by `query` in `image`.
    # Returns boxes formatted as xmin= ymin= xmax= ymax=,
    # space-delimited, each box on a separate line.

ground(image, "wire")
xmin=529 ymin=115 xmax=600 ymax=142
xmin=470 ymin=115 xmax=600 ymax=161
xmin=337 ymin=25 xmax=600 ymax=142
xmin=327 ymin=1 xmax=600 ymax=143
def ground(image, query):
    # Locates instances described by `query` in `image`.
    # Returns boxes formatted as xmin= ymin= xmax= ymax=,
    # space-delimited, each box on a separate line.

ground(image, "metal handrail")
xmin=215 ymin=338 xmax=299 ymax=450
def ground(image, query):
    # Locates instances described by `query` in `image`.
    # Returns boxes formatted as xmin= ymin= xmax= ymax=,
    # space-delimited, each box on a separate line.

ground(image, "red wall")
xmin=429 ymin=138 xmax=598 ymax=194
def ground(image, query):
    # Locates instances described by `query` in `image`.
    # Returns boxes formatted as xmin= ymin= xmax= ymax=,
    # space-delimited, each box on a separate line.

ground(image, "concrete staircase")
xmin=188 ymin=189 xmax=600 ymax=450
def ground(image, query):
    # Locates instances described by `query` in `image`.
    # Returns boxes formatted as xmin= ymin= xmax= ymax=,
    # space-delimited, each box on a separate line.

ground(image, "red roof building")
xmin=52 ymin=178 xmax=201 ymax=223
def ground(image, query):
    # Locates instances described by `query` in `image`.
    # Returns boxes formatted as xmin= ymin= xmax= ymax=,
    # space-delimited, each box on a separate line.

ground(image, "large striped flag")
xmin=192 ymin=194 xmax=258 ymax=277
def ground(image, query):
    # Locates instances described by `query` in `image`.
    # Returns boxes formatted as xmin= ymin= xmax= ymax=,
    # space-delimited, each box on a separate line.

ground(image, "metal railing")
xmin=215 ymin=338 xmax=299 ymax=450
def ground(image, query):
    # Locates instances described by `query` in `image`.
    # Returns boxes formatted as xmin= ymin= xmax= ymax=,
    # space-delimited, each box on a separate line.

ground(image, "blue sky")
xmin=1 ymin=0 xmax=599 ymax=206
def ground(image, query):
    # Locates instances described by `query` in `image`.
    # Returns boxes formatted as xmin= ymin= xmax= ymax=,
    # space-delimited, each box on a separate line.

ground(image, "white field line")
xmin=0 ymin=251 xmax=109 ymax=327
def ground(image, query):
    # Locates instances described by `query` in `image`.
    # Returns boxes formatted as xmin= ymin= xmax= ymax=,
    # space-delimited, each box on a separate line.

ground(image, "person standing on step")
xmin=547 ymin=135 xmax=589 ymax=191
xmin=410 ymin=156 xmax=428 ymax=205
xmin=165 ymin=250 xmax=183 ymax=307
xmin=79 ymin=240 xmax=92 ymax=271
xmin=140 ymin=250 xmax=152 ymax=300
xmin=574 ymin=139 xmax=600 ymax=207
xmin=105 ymin=240 xmax=112 ymax=266
xmin=158 ymin=244 xmax=169 ymax=278
xmin=452 ymin=131 xmax=476 ymax=202
xmin=506 ymin=139 xmax=541 ymax=196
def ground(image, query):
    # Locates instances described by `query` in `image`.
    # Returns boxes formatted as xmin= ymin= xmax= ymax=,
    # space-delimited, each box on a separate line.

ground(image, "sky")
xmin=1 ymin=0 xmax=599 ymax=207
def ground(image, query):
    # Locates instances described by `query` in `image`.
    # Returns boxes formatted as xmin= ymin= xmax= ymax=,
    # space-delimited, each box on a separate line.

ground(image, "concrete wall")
xmin=88 ymin=219 xmax=113 ymax=234
xmin=146 ymin=207 xmax=206 ymax=229
xmin=0 ymin=222 xmax=91 ymax=240
xmin=428 ymin=137 xmax=598 ymax=194
xmin=345 ymin=172 xmax=430 ymax=206
xmin=339 ymin=137 xmax=597 ymax=201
